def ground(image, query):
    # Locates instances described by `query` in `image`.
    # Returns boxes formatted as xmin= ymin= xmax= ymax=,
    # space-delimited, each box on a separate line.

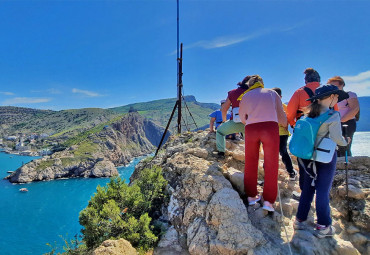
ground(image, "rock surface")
xmin=92 ymin=238 xmax=137 ymax=255
xmin=133 ymin=130 xmax=369 ymax=255
xmin=5 ymin=113 xmax=167 ymax=183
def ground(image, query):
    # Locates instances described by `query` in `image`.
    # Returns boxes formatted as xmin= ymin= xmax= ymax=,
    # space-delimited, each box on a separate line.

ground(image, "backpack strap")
xmin=303 ymin=87 xmax=314 ymax=98
xmin=296 ymin=87 xmax=315 ymax=115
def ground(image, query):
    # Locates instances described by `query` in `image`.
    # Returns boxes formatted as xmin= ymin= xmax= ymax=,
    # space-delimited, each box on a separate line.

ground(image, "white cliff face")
xmin=134 ymin=130 xmax=369 ymax=255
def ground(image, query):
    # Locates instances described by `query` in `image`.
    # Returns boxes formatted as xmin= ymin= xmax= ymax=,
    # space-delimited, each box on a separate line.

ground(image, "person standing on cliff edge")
xmin=239 ymin=75 xmax=287 ymax=212
xmin=214 ymin=76 xmax=249 ymax=158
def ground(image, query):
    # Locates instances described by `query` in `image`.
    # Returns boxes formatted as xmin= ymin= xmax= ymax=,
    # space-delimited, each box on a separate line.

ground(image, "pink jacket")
xmin=239 ymin=88 xmax=287 ymax=127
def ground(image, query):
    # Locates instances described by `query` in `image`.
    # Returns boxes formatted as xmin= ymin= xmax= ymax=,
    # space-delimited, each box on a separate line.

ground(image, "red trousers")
xmin=244 ymin=121 xmax=279 ymax=203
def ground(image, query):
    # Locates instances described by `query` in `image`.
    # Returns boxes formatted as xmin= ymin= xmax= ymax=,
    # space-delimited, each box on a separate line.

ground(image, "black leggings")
xmin=337 ymin=119 xmax=356 ymax=157
xmin=279 ymin=135 xmax=294 ymax=174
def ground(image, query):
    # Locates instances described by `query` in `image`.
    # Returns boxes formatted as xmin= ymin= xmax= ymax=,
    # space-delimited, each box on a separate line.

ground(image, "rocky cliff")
xmin=133 ymin=130 xmax=369 ymax=255
xmin=5 ymin=113 xmax=167 ymax=183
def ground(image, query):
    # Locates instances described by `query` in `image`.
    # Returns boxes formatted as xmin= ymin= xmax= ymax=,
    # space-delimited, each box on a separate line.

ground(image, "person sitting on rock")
xmin=239 ymin=75 xmax=287 ymax=212
xmin=214 ymin=76 xmax=249 ymax=158
xmin=294 ymin=85 xmax=349 ymax=238
xmin=271 ymin=87 xmax=297 ymax=181
xmin=209 ymin=100 xmax=231 ymax=133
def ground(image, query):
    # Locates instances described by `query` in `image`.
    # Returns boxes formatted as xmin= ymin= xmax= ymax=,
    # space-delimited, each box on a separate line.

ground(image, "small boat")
xmin=7 ymin=171 xmax=14 ymax=174
xmin=19 ymin=188 xmax=28 ymax=192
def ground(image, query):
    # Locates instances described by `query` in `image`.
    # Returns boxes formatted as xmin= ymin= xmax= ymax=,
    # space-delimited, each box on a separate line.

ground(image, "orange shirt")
xmin=287 ymin=82 xmax=338 ymax=127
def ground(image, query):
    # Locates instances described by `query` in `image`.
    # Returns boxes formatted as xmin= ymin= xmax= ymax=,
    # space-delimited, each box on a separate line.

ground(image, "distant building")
xmin=7 ymin=136 xmax=17 ymax=141
xmin=40 ymin=133 xmax=49 ymax=138
xmin=39 ymin=148 xmax=52 ymax=156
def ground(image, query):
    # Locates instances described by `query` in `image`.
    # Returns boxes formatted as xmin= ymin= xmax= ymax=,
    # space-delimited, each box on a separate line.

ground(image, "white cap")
xmin=220 ymin=100 xmax=226 ymax=104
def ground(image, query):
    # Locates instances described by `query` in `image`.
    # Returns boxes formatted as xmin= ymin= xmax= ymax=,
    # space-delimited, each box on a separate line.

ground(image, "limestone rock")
xmin=338 ymin=185 xmax=366 ymax=200
xmin=223 ymin=167 xmax=245 ymax=194
xmin=92 ymin=238 xmax=137 ymax=255
xmin=90 ymin=160 xmax=118 ymax=177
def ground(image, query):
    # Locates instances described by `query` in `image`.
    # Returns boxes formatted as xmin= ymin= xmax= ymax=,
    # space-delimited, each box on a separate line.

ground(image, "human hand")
xmin=346 ymin=137 xmax=351 ymax=144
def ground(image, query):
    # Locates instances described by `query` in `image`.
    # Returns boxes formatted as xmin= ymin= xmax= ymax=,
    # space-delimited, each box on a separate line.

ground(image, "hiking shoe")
xmin=212 ymin=151 xmax=225 ymax=159
xmin=314 ymin=225 xmax=336 ymax=238
xmin=289 ymin=170 xmax=298 ymax=181
xmin=292 ymin=191 xmax=301 ymax=200
xmin=248 ymin=195 xmax=261 ymax=206
xmin=262 ymin=201 xmax=275 ymax=212
xmin=293 ymin=220 xmax=306 ymax=230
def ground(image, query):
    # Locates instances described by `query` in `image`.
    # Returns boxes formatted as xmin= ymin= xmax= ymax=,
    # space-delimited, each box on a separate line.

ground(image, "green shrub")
xmin=78 ymin=166 xmax=168 ymax=251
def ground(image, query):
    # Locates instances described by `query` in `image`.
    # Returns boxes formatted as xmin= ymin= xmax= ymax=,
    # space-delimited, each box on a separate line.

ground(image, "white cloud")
xmin=342 ymin=70 xmax=370 ymax=96
xmin=0 ymin=91 xmax=15 ymax=96
xmin=72 ymin=88 xmax=101 ymax=97
xmin=3 ymin=97 xmax=52 ymax=105
xmin=171 ymin=20 xmax=311 ymax=54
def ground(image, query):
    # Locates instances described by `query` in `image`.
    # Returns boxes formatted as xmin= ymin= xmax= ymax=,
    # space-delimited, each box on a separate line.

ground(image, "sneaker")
xmin=262 ymin=201 xmax=275 ymax=212
xmin=292 ymin=191 xmax=301 ymax=200
xmin=212 ymin=151 xmax=225 ymax=159
xmin=289 ymin=170 xmax=297 ymax=181
xmin=293 ymin=220 xmax=306 ymax=230
xmin=314 ymin=225 xmax=336 ymax=238
xmin=247 ymin=195 xmax=261 ymax=205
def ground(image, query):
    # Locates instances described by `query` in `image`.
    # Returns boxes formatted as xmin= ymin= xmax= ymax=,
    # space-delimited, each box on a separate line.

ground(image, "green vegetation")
xmin=63 ymin=115 xmax=124 ymax=148
xmin=36 ymin=160 xmax=54 ymax=171
xmin=77 ymin=166 xmax=168 ymax=252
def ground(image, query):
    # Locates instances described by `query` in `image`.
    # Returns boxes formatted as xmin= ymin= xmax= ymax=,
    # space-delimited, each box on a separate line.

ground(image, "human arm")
xmin=209 ymin=117 xmax=216 ymax=133
xmin=239 ymin=95 xmax=247 ymax=125
xmin=341 ymin=97 xmax=360 ymax=122
xmin=221 ymin=98 xmax=232 ymax=122
xmin=328 ymin=113 xmax=348 ymax=146
xmin=287 ymin=91 xmax=299 ymax=128
xmin=275 ymin=94 xmax=288 ymax=128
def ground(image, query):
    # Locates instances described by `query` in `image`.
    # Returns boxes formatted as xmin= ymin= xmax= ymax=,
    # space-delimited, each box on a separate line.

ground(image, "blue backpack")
xmin=289 ymin=110 xmax=335 ymax=160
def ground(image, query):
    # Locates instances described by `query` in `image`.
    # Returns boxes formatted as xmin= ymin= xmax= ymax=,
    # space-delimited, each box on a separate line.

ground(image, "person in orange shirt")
xmin=287 ymin=68 xmax=321 ymax=128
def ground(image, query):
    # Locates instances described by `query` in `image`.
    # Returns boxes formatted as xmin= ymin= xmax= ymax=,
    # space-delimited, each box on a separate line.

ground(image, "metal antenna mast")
xmin=154 ymin=0 xmax=182 ymax=157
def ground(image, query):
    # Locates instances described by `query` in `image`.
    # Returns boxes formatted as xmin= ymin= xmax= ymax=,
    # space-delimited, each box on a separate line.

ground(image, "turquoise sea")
xmin=0 ymin=132 xmax=369 ymax=254
xmin=0 ymin=150 xmax=144 ymax=255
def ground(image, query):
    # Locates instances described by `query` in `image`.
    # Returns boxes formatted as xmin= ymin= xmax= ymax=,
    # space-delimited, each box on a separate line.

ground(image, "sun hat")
xmin=306 ymin=84 xmax=349 ymax=102
xmin=220 ymin=99 xmax=226 ymax=104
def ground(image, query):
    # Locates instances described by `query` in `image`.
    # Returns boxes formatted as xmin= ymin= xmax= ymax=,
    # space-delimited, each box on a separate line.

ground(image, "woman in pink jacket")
xmin=239 ymin=75 xmax=288 ymax=211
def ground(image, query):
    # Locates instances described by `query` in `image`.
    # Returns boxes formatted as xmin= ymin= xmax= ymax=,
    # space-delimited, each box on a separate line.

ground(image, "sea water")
xmin=0 ymin=132 xmax=369 ymax=254
xmin=0 ymin=151 xmax=144 ymax=255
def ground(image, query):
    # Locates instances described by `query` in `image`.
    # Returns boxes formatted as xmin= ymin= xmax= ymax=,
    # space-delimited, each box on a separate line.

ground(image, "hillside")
xmin=6 ymin=113 xmax=168 ymax=183
xmin=0 ymin=106 xmax=119 ymax=137
xmin=110 ymin=95 xmax=219 ymax=132
xmin=357 ymin=96 xmax=370 ymax=131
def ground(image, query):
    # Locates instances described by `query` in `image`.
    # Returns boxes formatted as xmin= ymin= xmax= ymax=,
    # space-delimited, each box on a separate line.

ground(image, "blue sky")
xmin=1 ymin=0 xmax=369 ymax=110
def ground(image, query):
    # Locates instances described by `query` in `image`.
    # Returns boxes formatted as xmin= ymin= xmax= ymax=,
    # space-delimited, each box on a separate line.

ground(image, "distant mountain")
xmin=110 ymin=95 xmax=219 ymax=132
xmin=357 ymin=96 xmax=370 ymax=131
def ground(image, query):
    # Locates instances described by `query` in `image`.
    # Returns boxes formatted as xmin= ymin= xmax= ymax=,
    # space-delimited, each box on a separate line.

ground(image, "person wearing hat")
xmin=239 ymin=75 xmax=287 ymax=212
xmin=209 ymin=100 xmax=231 ymax=133
xmin=328 ymin=76 xmax=360 ymax=157
xmin=294 ymin=85 xmax=350 ymax=238
xmin=214 ymin=76 xmax=249 ymax=157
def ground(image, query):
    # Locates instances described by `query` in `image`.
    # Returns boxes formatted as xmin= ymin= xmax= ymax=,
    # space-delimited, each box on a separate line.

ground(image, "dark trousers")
xmin=279 ymin=135 xmax=294 ymax=175
xmin=296 ymin=152 xmax=337 ymax=226
xmin=338 ymin=119 xmax=356 ymax=157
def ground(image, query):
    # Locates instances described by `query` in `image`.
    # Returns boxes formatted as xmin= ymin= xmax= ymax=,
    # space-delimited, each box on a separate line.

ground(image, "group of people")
xmin=209 ymin=68 xmax=360 ymax=238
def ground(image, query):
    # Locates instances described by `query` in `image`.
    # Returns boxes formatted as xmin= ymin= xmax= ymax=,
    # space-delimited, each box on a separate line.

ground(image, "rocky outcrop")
xmin=133 ymin=130 xmax=369 ymax=255
xmin=92 ymin=238 xmax=137 ymax=255
xmin=5 ymin=113 xmax=167 ymax=183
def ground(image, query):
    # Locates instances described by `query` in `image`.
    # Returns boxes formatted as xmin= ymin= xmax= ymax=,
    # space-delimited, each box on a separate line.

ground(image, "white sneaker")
xmin=262 ymin=201 xmax=274 ymax=212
